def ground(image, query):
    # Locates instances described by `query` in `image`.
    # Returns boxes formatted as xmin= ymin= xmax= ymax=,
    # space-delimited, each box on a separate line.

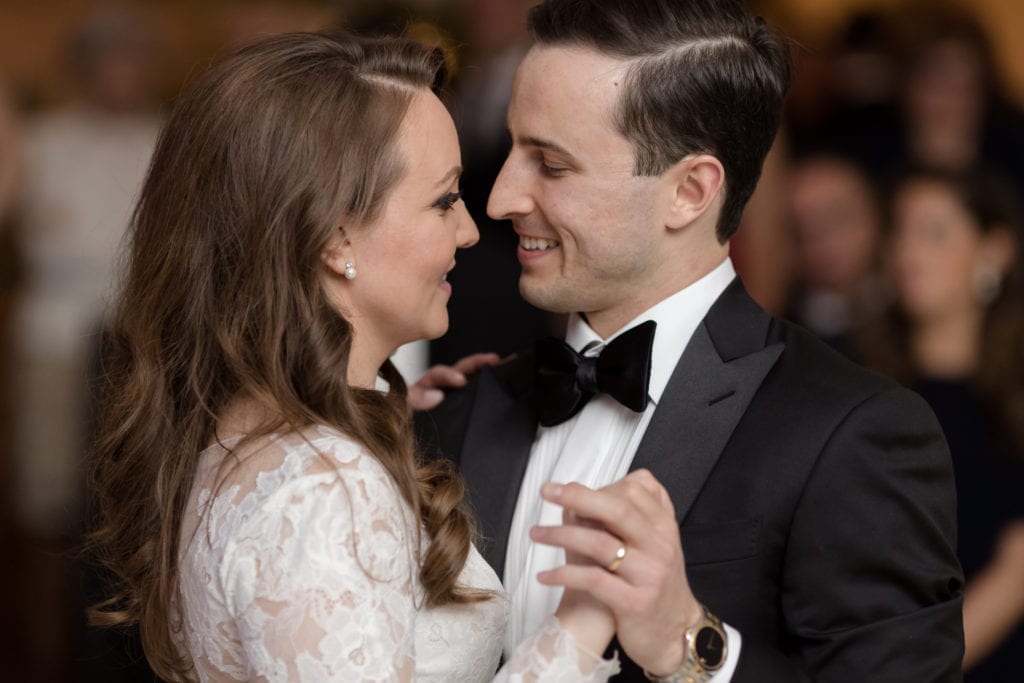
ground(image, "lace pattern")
xmin=178 ymin=425 xmax=618 ymax=682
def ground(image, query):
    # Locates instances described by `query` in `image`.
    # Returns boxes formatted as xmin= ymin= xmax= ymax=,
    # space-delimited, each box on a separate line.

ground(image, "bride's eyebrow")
xmin=433 ymin=166 xmax=463 ymax=189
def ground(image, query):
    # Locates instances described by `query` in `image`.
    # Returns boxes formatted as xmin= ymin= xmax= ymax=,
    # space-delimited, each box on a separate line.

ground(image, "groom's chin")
xmin=519 ymin=279 xmax=574 ymax=316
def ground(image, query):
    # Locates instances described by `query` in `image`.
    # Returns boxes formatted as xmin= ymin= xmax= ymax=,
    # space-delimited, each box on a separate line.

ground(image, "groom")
xmin=417 ymin=0 xmax=964 ymax=680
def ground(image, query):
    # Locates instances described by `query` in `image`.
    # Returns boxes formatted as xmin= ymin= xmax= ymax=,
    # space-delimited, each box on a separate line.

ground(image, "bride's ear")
xmin=321 ymin=226 xmax=355 ymax=279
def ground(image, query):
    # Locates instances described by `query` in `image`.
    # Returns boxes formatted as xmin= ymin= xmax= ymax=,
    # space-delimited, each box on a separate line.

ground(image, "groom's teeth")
xmin=521 ymin=237 xmax=560 ymax=251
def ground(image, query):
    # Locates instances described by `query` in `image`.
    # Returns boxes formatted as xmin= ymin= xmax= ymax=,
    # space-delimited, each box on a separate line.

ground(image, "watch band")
xmin=644 ymin=605 xmax=728 ymax=683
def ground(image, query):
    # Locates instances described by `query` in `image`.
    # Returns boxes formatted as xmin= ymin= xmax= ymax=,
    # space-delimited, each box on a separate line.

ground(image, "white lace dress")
xmin=178 ymin=425 xmax=620 ymax=682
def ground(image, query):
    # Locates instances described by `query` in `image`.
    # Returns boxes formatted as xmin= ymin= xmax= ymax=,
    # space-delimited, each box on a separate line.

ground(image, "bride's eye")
xmin=434 ymin=191 xmax=464 ymax=213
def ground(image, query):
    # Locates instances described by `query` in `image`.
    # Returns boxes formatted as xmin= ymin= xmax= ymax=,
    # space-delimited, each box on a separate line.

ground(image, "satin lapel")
xmin=631 ymin=282 xmax=784 ymax=524
xmin=459 ymin=362 xmax=538 ymax=579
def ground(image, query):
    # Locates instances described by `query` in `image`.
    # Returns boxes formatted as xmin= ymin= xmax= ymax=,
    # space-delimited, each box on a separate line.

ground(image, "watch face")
xmin=694 ymin=625 xmax=726 ymax=669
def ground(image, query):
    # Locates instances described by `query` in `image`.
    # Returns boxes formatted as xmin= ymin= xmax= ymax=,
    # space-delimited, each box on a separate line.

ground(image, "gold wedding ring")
xmin=606 ymin=545 xmax=627 ymax=573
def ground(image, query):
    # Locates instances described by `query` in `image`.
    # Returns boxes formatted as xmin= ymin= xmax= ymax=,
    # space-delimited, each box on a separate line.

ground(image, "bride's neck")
xmin=347 ymin=332 xmax=391 ymax=390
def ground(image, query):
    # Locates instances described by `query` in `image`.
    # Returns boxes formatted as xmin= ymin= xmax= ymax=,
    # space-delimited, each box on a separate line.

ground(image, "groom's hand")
xmin=531 ymin=470 xmax=701 ymax=676
xmin=407 ymin=352 xmax=501 ymax=410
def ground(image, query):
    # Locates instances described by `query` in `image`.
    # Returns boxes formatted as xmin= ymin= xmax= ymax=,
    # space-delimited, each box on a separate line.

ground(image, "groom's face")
xmin=488 ymin=45 xmax=671 ymax=333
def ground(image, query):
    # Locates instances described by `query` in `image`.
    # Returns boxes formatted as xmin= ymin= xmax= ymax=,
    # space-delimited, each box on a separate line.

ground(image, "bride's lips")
xmin=440 ymin=262 xmax=455 ymax=295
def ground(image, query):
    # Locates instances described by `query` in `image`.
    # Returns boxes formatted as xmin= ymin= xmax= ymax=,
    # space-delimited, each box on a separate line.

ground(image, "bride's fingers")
xmin=416 ymin=364 xmax=469 ymax=390
xmin=451 ymin=351 xmax=502 ymax=375
xmin=530 ymin=524 xmax=629 ymax=571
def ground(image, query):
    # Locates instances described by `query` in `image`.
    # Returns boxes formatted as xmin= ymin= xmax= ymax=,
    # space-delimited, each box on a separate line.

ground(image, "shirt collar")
xmin=564 ymin=257 xmax=737 ymax=404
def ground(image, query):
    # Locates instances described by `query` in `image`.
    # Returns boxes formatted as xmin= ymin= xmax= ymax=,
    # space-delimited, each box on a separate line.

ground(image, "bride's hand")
xmin=407 ymin=352 xmax=501 ymax=410
xmin=535 ymin=505 xmax=616 ymax=658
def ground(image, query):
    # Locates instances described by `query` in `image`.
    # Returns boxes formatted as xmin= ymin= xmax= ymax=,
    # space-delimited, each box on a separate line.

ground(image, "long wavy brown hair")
xmin=87 ymin=31 xmax=482 ymax=682
xmin=859 ymin=167 xmax=1024 ymax=456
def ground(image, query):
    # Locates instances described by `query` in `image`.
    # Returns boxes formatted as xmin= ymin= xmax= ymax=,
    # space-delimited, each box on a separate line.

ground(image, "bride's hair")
xmin=87 ymin=31 xmax=481 ymax=682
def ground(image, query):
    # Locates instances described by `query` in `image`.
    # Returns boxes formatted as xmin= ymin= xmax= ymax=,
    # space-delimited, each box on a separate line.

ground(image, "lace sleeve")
xmin=220 ymin=454 xmax=420 ymax=682
xmin=495 ymin=615 xmax=621 ymax=683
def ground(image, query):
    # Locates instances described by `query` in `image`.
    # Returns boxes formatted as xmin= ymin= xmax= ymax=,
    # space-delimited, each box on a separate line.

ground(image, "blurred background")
xmin=0 ymin=0 xmax=1022 ymax=680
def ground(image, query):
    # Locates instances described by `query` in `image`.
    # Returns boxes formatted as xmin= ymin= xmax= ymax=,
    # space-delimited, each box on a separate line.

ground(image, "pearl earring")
xmin=344 ymin=261 xmax=358 ymax=280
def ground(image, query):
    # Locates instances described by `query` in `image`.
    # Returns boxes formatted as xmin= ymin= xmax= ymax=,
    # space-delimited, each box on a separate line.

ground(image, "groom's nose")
xmin=487 ymin=153 xmax=533 ymax=221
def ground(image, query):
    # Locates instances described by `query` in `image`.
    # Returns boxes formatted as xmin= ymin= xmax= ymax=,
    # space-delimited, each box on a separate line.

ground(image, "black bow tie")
xmin=532 ymin=320 xmax=656 ymax=427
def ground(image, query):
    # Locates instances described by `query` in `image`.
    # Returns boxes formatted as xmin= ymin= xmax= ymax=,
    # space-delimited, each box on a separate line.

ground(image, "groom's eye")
xmin=540 ymin=160 xmax=568 ymax=176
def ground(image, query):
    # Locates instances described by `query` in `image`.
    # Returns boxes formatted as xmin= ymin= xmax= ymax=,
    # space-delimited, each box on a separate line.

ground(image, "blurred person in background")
xmin=10 ymin=7 xmax=161 ymax=678
xmin=860 ymin=167 xmax=1024 ymax=680
xmin=726 ymin=136 xmax=792 ymax=316
xmin=0 ymin=81 xmax=19 ymax=228
xmin=12 ymin=3 xmax=160 ymax=539
xmin=0 ymin=79 xmax=23 ymax=530
xmin=785 ymin=10 xmax=902 ymax=172
xmin=892 ymin=2 xmax=1024 ymax=191
xmin=784 ymin=154 xmax=883 ymax=355
xmin=0 ymin=78 xmax=21 ymax=329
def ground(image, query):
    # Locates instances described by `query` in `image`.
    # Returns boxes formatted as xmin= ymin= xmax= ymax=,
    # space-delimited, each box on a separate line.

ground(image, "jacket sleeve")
xmin=734 ymin=385 xmax=964 ymax=682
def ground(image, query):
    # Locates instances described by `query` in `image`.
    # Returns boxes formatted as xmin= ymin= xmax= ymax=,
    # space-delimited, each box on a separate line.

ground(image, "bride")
xmin=88 ymin=31 xmax=620 ymax=681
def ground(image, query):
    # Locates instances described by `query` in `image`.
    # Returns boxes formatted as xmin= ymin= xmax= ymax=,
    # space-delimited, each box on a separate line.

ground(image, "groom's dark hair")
xmin=528 ymin=0 xmax=791 ymax=243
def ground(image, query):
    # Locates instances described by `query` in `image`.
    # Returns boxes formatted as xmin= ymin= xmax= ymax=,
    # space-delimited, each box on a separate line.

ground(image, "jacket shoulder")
xmin=413 ymin=352 xmax=534 ymax=464
xmin=769 ymin=316 xmax=897 ymax=404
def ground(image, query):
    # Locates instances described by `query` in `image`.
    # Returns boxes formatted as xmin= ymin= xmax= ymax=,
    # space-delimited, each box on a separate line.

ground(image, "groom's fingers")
xmin=536 ymin=564 xmax=630 ymax=612
xmin=623 ymin=469 xmax=674 ymax=513
xmin=602 ymin=472 xmax=669 ymax=520
xmin=530 ymin=523 xmax=626 ymax=571
xmin=541 ymin=482 xmax=656 ymax=548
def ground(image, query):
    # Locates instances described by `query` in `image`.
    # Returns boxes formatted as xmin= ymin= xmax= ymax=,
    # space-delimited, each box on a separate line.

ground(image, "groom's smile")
xmin=517 ymin=231 xmax=561 ymax=263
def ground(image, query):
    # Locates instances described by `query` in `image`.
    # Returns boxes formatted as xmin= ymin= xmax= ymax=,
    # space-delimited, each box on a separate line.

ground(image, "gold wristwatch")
xmin=644 ymin=605 xmax=728 ymax=683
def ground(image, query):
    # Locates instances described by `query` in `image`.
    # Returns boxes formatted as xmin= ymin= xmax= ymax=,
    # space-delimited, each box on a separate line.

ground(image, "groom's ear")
xmin=664 ymin=154 xmax=725 ymax=232
xmin=321 ymin=226 xmax=355 ymax=278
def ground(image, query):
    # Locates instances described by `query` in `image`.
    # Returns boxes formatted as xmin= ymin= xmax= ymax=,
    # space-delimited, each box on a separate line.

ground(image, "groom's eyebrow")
xmin=515 ymin=133 xmax=573 ymax=158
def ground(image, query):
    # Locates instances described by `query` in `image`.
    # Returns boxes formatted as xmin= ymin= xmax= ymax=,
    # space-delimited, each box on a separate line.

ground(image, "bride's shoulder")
xmin=185 ymin=425 xmax=421 ymax=607
xmin=196 ymin=424 xmax=404 ymax=517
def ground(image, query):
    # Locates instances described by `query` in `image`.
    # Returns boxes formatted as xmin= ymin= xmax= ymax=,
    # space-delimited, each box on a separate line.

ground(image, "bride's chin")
xmin=422 ymin=312 xmax=450 ymax=341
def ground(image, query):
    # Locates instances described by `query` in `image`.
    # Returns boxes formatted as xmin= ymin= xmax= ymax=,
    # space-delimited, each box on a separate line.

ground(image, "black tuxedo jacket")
xmin=416 ymin=279 xmax=964 ymax=682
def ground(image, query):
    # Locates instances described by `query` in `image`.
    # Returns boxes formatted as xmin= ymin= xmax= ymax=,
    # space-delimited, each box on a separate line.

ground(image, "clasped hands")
xmin=410 ymin=359 xmax=704 ymax=675
xmin=531 ymin=469 xmax=704 ymax=677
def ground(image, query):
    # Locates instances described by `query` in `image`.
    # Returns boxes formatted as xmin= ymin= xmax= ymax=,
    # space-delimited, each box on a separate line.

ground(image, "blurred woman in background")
xmin=860 ymin=167 xmax=1024 ymax=679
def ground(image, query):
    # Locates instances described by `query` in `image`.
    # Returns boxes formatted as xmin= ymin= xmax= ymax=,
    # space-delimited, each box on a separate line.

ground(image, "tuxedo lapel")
xmin=631 ymin=280 xmax=784 ymax=523
xmin=459 ymin=359 xmax=537 ymax=578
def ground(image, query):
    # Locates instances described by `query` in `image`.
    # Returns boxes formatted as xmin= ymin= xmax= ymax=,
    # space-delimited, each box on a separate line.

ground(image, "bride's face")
xmin=335 ymin=89 xmax=479 ymax=356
